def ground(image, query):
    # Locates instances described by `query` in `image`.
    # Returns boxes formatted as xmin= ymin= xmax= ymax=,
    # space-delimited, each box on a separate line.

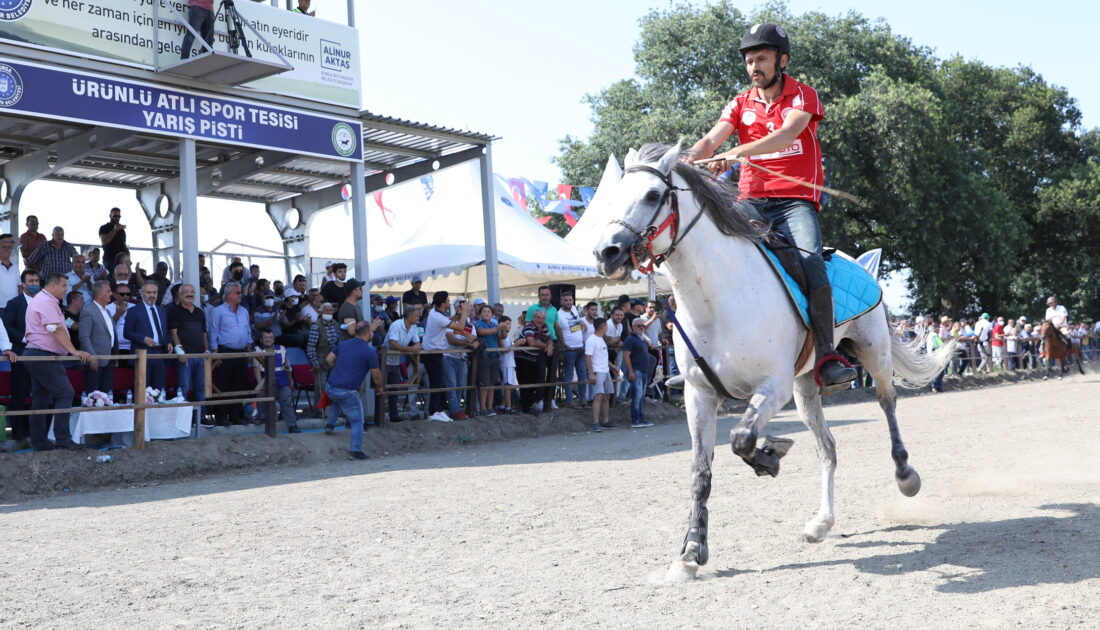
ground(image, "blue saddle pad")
xmin=756 ymin=243 xmax=882 ymax=328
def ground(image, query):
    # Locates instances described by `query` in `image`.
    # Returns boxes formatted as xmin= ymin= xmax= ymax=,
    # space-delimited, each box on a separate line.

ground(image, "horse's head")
xmin=593 ymin=143 xmax=683 ymax=278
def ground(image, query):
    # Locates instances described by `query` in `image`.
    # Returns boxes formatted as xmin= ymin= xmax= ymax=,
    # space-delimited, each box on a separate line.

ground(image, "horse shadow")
xmin=759 ymin=503 xmax=1100 ymax=594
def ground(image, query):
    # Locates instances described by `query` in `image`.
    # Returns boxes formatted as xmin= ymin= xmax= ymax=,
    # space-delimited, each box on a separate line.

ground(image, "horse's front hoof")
xmin=896 ymin=466 xmax=921 ymax=497
xmin=665 ymin=560 xmax=700 ymax=582
xmin=803 ymin=515 xmax=834 ymax=542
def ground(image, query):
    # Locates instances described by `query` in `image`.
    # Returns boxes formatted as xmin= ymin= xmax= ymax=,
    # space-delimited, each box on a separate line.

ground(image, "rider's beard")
xmin=749 ymin=70 xmax=771 ymax=89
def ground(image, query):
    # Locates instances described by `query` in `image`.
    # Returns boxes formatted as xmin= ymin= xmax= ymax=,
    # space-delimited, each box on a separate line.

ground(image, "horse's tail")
xmin=890 ymin=334 xmax=957 ymax=389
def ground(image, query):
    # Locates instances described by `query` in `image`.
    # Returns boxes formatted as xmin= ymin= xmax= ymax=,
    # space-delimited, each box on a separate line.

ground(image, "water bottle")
xmin=96 ymin=455 xmax=113 ymax=463
xmin=107 ymin=389 xmax=114 ymax=404
xmin=125 ymin=389 xmax=133 ymax=405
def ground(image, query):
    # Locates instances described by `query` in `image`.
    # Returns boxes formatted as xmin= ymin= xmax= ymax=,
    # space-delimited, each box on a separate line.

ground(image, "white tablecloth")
xmin=48 ymin=406 xmax=194 ymax=443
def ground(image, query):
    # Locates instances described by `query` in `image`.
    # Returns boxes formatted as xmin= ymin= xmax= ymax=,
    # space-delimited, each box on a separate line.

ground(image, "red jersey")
xmin=718 ymin=76 xmax=825 ymax=208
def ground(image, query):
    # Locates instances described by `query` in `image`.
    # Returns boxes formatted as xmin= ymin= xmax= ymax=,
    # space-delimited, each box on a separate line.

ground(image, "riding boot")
xmin=809 ymin=285 xmax=857 ymax=393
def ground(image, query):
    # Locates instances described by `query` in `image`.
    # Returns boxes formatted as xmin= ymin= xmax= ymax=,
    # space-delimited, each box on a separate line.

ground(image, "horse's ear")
xmin=657 ymin=141 xmax=682 ymax=174
xmin=624 ymin=148 xmax=639 ymax=168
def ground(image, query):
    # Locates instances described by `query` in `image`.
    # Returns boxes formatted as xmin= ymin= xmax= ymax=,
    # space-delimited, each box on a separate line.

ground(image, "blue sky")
xmin=351 ymin=0 xmax=1099 ymax=185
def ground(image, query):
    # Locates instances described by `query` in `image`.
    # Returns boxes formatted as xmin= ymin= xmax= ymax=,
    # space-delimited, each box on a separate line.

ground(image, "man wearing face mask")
xmin=307 ymin=301 xmax=339 ymax=418
xmin=2 ymin=269 xmax=39 ymax=441
xmin=253 ymin=290 xmax=281 ymax=339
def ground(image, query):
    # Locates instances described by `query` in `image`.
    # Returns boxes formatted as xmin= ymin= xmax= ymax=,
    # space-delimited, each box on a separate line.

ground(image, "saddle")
xmin=755 ymin=230 xmax=883 ymax=330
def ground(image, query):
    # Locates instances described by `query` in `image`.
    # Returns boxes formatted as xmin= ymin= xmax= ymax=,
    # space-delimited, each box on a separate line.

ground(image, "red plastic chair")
xmin=0 ymin=370 xmax=11 ymax=405
xmin=291 ymin=363 xmax=315 ymax=408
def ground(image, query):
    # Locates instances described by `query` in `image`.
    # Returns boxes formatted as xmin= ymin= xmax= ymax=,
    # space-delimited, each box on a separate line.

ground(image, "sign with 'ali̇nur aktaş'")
xmin=0 ymin=58 xmax=363 ymax=161
xmin=0 ymin=0 xmax=361 ymax=108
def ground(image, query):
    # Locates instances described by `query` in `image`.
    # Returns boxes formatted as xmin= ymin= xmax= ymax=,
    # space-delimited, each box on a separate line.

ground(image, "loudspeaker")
xmin=547 ymin=283 xmax=576 ymax=309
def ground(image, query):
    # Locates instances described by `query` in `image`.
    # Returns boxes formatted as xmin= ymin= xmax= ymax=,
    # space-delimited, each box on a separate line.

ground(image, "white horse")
xmin=593 ymin=143 xmax=954 ymax=581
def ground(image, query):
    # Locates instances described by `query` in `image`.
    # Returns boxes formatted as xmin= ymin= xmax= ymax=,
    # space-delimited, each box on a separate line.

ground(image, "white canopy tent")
xmin=564 ymin=155 xmax=672 ymax=300
xmin=367 ymin=162 xmax=602 ymax=300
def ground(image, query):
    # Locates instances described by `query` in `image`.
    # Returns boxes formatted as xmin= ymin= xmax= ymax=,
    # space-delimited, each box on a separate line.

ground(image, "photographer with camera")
xmin=180 ymin=0 xmax=216 ymax=60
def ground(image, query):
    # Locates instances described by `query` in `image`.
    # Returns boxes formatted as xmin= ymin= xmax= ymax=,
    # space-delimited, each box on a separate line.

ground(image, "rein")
xmin=610 ymin=165 xmax=706 ymax=274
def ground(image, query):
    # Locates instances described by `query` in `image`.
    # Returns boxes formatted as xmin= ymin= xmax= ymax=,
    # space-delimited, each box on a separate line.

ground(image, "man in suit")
xmin=1 ymin=269 xmax=37 ymax=440
xmin=124 ymin=279 xmax=170 ymax=389
xmin=80 ymin=280 xmax=116 ymax=393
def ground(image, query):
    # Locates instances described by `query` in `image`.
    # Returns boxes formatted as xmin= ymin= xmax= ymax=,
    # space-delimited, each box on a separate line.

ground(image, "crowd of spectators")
xmin=888 ymin=295 xmax=1098 ymax=393
xmin=6 ymin=206 xmax=1091 ymax=455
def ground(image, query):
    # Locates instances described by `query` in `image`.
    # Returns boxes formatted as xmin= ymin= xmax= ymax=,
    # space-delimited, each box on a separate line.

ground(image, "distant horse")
xmin=1040 ymin=321 xmax=1084 ymax=379
xmin=593 ymin=143 xmax=955 ymax=581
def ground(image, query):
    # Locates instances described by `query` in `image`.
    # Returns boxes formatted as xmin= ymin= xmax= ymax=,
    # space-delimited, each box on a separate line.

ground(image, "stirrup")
xmin=813 ymin=353 xmax=855 ymax=389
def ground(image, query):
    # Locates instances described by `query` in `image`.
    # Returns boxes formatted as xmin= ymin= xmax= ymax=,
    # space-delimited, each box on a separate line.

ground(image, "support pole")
xmin=265 ymin=353 xmax=277 ymax=437
xmin=180 ymin=139 xmax=199 ymax=290
xmin=350 ymin=162 xmax=369 ymax=283
xmin=479 ymin=144 xmax=500 ymax=304
xmin=133 ymin=349 xmax=147 ymax=449
xmin=346 ymin=0 xmax=356 ymax=26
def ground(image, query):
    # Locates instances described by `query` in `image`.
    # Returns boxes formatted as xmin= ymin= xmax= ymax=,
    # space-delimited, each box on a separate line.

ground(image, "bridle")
xmin=609 ymin=165 xmax=707 ymax=274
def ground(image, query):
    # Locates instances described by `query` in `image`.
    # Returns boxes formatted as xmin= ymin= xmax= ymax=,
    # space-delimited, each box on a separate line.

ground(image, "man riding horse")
xmin=1045 ymin=295 xmax=1072 ymax=347
xmin=685 ymin=22 xmax=856 ymax=391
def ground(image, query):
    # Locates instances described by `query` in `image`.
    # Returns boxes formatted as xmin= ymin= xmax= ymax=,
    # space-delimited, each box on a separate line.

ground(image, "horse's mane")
xmin=635 ymin=143 xmax=770 ymax=242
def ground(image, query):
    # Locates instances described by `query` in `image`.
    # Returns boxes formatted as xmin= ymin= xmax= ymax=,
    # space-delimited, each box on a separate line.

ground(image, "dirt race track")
xmin=2 ymin=374 xmax=1099 ymax=629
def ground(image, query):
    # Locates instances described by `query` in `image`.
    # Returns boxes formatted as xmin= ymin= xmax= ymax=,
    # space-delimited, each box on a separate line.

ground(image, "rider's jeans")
xmin=735 ymin=198 xmax=828 ymax=290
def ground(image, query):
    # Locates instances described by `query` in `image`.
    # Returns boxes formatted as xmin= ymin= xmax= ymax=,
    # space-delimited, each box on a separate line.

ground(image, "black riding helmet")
xmin=739 ymin=23 xmax=790 ymax=89
xmin=738 ymin=22 xmax=790 ymax=57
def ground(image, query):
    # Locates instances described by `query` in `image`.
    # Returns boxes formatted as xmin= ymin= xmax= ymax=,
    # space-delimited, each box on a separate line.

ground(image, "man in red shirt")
xmin=687 ymin=23 xmax=855 ymax=391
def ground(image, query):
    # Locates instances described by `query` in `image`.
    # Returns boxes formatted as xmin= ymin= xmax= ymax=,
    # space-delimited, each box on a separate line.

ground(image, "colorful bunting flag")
xmin=536 ymin=216 xmax=552 ymax=225
xmin=420 ymin=175 xmax=434 ymax=201
xmin=531 ymin=180 xmax=549 ymax=205
xmin=557 ymin=184 xmax=573 ymax=202
xmin=564 ymin=211 xmax=578 ymax=228
xmin=578 ymin=186 xmax=596 ymax=207
xmin=508 ymin=178 xmax=528 ymax=209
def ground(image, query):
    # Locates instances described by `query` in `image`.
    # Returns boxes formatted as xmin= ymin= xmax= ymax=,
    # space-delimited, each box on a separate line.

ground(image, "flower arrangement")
xmin=145 ymin=387 xmax=167 ymax=404
xmin=82 ymin=391 xmax=113 ymax=407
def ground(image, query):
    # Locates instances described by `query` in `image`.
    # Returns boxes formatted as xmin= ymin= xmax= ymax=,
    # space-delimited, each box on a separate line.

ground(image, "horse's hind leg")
xmin=792 ymin=374 xmax=836 ymax=542
xmin=850 ymin=333 xmax=921 ymax=497
xmin=666 ymin=385 xmax=719 ymax=582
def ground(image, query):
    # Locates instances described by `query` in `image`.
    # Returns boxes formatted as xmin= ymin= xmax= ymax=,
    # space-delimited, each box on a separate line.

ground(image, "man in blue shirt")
xmin=325 ymin=321 xmax=383 ymax=460
xmin=622 ymin=319 xmax=655 ymax=428
xmin=208 ymin=282 xmax=251 ymax=425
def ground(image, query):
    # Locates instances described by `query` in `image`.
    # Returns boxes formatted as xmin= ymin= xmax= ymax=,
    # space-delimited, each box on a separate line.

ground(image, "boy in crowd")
xmin=584 ymin=317 xmax=619 ymax=432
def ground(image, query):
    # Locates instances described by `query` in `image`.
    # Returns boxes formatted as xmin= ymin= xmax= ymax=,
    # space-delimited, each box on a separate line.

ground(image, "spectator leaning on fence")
xmin=515 ymin=308 xmax=553 ymax=415
xmin=384 ymin=304 xmax=422 ymax=422
xmin=168 ymin=283 xmax=209 ymax=425
xmin=2 ymin=269 xmax=37 ymax=441
xmin=24 ymin=273 xmax=92 ymax=451
xmin=474 ymin=303 xmax=501 ymax=417
xmin=324 ymin=320 xmax=383 ymax=459
xmin=208 ymin=281 xmax=251 ymax=425
xmin=79 ymin=280 xmax=115 ymax=395
xmin=585 ymin=317 xmax=619 ymax=433
xmin=307 ymin=301 xmax=340 ymax=415
xmin=527 ymin=286 xmax=560 ymax=411
xmin=28 ymin=226 xmax=77 ymax=279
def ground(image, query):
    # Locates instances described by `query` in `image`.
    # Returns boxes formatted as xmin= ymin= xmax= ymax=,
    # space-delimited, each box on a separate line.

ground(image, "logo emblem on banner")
xmin=0 ymin=0 xmax=32 ymax=22
xmin=0 ymin=64 xmax=24 ymax=107
xmin=331 ymin=122 xmax=357 ymax=157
